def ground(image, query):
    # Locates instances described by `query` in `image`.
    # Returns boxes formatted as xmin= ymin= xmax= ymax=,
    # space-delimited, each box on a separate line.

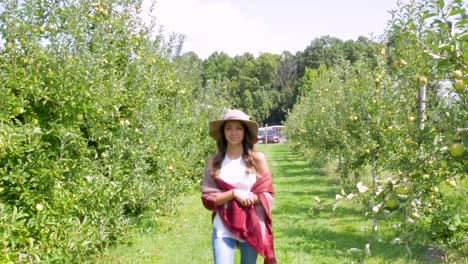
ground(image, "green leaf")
xmin=454 ymin=19 xmax=468 ymax=29
xmin=422 ymin=12 xmax=438 ymax=20
xmin=448 ymin=8 xmax=464 ymax=17
xmin=437 ymin=0 xmax=445 ymax=10
xmin=455 ymin=32 xmax=468 ymax=42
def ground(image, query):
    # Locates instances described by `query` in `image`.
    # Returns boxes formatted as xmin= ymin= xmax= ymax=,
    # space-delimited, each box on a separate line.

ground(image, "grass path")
xmin=100 ymin=144 xmax=428 ymax=263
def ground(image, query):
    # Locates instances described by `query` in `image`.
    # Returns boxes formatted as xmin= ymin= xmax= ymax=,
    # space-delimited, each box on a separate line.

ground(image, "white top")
xmin=213 ymin=155 xmax=257 ymax=240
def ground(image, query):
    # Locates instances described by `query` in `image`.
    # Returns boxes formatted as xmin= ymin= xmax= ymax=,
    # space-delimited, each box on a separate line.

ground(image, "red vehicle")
xmin=260 ymin=130 xmax=279 ymax=143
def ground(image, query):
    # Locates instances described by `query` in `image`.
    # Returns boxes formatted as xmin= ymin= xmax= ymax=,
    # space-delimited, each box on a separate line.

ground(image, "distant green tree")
xmin=296 ymin=35 xmax=378 ymax=77
xmin=343 ymin=36 xmax=377 ymax=67
xmin=296 ymin=36 xmax=344 ymax=76
xmin=202 ymin=51 xmax=233 ymax=84
xmin=265 ymin=51 xmax=298 ymax=125
xmin=230 ymin=53 xmax=257 ymax=105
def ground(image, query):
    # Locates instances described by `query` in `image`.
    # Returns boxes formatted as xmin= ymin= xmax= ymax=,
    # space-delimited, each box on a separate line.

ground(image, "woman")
xmin=201 ymin=109 xmax=277 ymax=264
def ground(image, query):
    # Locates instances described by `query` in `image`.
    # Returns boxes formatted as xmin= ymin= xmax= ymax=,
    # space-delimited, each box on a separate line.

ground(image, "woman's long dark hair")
xmin=212 ymin=122 xmax=257 ymax=178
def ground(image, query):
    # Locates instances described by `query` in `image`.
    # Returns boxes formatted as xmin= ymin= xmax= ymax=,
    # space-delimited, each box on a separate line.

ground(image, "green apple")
xmin=395 ymin=186 xmax=410 ymax=195
xmin=454 ymin=79 xmax=465 ymax=93
xmin=453 ymin=70 xmax=463 ymax=78
xmin=386 ymin=198 xmax=398 ymax=209
xmin=404 ymin=138 xmax=414 ymax=145
xmin=448 ymin=143 xmax=465 ymax=158
xmin=12 ymin=107 xmax=25 ymax=116
xmin=35 ymin=203 xmax=44 ymax=211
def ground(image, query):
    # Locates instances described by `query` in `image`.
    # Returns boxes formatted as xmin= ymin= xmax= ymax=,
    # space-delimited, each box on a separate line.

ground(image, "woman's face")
xmin=223 ymin=120 xmax=245 ymax=145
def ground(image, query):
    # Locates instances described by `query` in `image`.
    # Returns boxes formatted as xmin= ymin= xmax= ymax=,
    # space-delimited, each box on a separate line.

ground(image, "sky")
xmin=145 ymin=0 xmax=408 ymax=59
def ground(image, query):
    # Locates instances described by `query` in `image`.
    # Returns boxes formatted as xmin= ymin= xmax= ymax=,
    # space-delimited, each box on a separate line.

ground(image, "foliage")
xmin=295 ymin=35 xmax=378 ymax=78
xmin=0 ymin=0 xmax=222 ymax=262
xmin=285 ymin=0 xmax=467 ymax=261
xmin=201 ymin=52 xmax=272 ymax=124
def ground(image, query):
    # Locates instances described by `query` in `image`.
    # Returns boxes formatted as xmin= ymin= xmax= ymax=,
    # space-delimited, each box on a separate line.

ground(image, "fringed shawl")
xmin=201 ymin=169 xmax=277 ymax=264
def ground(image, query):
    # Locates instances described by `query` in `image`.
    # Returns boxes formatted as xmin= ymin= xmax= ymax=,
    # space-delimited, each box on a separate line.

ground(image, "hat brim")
xmin=209 ymin=119 xmax=259 ymax=144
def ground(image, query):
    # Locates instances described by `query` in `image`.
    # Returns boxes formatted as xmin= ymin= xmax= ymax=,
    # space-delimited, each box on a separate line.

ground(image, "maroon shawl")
xmin=201 ymin=170 xmax=277 ymax=264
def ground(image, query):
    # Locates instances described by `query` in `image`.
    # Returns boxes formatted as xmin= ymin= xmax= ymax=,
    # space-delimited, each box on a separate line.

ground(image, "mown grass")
xmin=99 ymin=143 xmax=431 ymax=264
xmin=97 ymin=191 xmax=213 ymax=264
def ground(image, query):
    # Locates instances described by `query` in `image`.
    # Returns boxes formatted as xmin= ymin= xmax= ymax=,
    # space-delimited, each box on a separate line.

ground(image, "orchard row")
xmin=285 ymin=0 xmax=466 ymax=261
xmin=0 ymin=1 xmax=225 ymax=262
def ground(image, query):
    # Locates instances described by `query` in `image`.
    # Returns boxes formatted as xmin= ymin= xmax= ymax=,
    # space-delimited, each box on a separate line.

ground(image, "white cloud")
xmin=148 ymin=0 xmax=269 ymax=58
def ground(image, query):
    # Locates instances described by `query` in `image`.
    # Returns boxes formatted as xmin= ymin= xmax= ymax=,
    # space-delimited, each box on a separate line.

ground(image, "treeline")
xmin=184 ymin=35 xmax=380 ymax=125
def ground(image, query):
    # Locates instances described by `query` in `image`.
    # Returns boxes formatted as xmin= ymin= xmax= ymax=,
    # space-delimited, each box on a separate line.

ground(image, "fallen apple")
xmin=445 ymin=178 xmax=457 ymax=188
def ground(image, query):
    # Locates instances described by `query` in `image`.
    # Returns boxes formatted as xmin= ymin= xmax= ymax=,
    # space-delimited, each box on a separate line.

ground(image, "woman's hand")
xmin=233 ymin=189 xmax=254 ymax=207
xmin=248 ymin=193 xmax=258 ymax=205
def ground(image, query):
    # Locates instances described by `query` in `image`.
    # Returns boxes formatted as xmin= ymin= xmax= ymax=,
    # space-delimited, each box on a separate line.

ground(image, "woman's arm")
xmin=250 ymin=151 xmax=272 ymax=205
xmin=201 ymin=155 xmax=220 ymax=210
xmin=253 ymin=150 xmax=271 ymax=178
xmin=215 ymin=190 xmax=235 ymax=205
xmin=218 ymin=189 xmax=255 ymax=207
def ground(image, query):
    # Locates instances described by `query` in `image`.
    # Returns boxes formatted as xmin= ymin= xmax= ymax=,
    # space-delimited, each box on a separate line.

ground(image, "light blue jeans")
xmin=212 ymin=228 xmax=258 ymax=264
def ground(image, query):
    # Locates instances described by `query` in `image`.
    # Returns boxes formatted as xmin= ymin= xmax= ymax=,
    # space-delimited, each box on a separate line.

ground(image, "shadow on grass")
xmin=278 ymin=225 xmax=366 ymax=253
xmin=270 ymin=144 xmax=427 ymax=263
xmin=277 ymin=224 xmax=425 ymax=261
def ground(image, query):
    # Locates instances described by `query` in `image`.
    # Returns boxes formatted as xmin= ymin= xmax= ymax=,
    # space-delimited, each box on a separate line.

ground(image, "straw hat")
xmin=208 ymin=109 xmax=259 ymax=143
